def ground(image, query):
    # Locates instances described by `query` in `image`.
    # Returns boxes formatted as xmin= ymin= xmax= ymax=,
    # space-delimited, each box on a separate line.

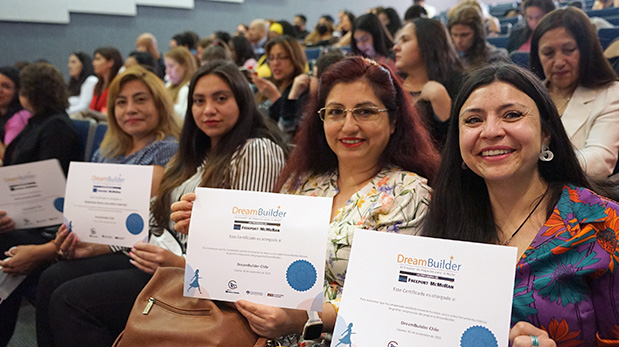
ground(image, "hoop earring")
xmin=539 ymin=144 xmax=554 ymax=162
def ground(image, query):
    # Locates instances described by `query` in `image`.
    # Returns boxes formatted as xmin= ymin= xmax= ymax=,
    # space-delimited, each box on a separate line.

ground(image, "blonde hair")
xmin=164 ymin=46 xmax=198 ymax=103
xmin=100 ymin=66 xmax=181 ymax=158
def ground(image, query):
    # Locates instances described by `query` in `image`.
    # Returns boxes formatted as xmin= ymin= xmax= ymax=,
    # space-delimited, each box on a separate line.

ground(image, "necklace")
xmin=502 ymin=187 xmax=549 ymax=246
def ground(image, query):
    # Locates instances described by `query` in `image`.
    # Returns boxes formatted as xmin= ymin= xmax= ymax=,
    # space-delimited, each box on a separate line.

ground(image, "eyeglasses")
xmin=267 ymin=55 xmax=290 ymax=63
xmin=318 ymin=106 xmax=389 ymax=123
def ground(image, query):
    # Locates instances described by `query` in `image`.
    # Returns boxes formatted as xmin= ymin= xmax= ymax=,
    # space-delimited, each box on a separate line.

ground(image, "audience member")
xmin=334 ymin=10 xmax=355 ymax=47
xmin=66 ymin=52 xmax=98 ymax=114
xmin=43 ymin=61 xmax=287 ymax=347
xmin=170 ymin=31 xmax=199 ymax=53
xmin=404 ymin=4 xmax=429 ymax=22
xmin=377 ymin=7 xmax=403 ymax=40
xmin=248 ymin=19 xmax=268 ymax=55
xmin=0 ymin=62 xmax=80 ymax=345
xmin=448 ymin=5 xmax=510 ymax=71
xmin=414 ymin=0 xmax=437 ymax=18
xmin=351 ymin=13 xmax=395 ymax=69
xmin=173 ymin=56 xmax=439 ymax=345
xmin=89 ymin=47 xmax=123 ymax=115
xmin=304 ymin=16 xmax=336 ymax=47
xmin=0 ymin=66 xmax=31 ymax=153
xmin=236 ymin=23 xmax=249 ymax=36
xmin=530 ymin=7 xmax=619 ymax=178
xmin=124 ymin=51 xmax=157 ymax=74
xmin=592 ymin=0 xmax=619 ymax=9
xmin=230 ymin=35 xmax=257 ymax=70
xmin=268 ymin=20 xmax=297 ymax=40
xmin=423 ymin=63 xmax=619 ymax=346
xmin=199 ymin=41 xmax=232 ymax=65
xmin=394 ymin=19 xmax=465 ymax=149
xmin=506 ymin=0 xmax=555 ymax=52
xmin=196 ymin=37 xmax=214 ymax=61
xmin=293 ymin=14 xmax=310 ymax=40
xmin=136 ymin=33 xmax=165 ymax=79
xmin=164 ymin=47 xmax=198 ymax=119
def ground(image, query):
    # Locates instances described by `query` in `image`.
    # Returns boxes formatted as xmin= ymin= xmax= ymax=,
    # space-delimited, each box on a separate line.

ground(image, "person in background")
xmin=230 ymin=35 xmax=257 ymax=70
xmin=199 ymin=42 xmax=232 ymax=65
xmin=268 ymin=20 xmax=297 ymax=41
xmin=592 ymin=0 xmax=619 ymax=9
xmin=351 ymin=13 xmax=395 ymax=69
xmin=124 ymin=51 xmax=157 ymax=74
xmin=0 ymin=66 xmax=31 ymax=158
xmin=414 ymin=0 xmax=437 ymax=18
xmin=393 ymin=18 xmax=465 ymax=149
xmin=136 ymin=33 xmax=165 ymax=79
xmin=66 ymin=52 xmax=98 ymax=115
xmin=248 ymin=19 xmax=268 ymax=56
xmin=170 ymin=31 xmax=199 ymax=53
xmin=164 ymin=47 xmax=198 ymax=120
xmin=377 ymin=7 xmax=403 ymax=42
xmin=253 ymin=35 xmax=306 ymax=126
xmin=89 ymin=47 xmax=123 ymax=115
xmin=293 ymin=14 xmax=310 ymax=40
xmin=304 ymin=16 xmax=336 ymax=47
xmin=43 ymin=60 xmax=287 ymax=347
xmin=506 ymin=0 xmax=555 ymax=53
xmin=0 ymin=62 xmax=80 ymax=346
xmin=334 ymin=10 xmax=355 ymax=47
xmin=423 ymin=63 xmax=619 ymax=346
xmin=404 ymin=4 xmax=429 ymax=22
xmin=448 ymin=5 xmax=510 ymax=71
xmin=530 ymin=7 xmax=619 ymax=178
xmin=196 ymin=37 xmax=214 ymax=62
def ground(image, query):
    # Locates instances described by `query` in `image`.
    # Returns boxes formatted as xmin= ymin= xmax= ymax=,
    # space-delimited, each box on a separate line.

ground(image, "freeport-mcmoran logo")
xmin=231 ymin=205 xmax=287 ymax=218
xmin=91 ymin=174 xmax=125 ymax=184
xmin=397 ymin=254 xmax=462 ymax=271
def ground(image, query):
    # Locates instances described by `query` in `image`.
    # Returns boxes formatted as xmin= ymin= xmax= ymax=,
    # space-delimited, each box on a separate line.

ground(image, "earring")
xmin=539 ymin=144 xmax=554 ymax=162
xmin=461 ymin=161 xmax=468 ymax=170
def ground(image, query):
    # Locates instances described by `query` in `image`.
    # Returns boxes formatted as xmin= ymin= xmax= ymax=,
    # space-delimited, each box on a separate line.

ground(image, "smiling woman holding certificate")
xmin=172 ymin=56 xmax=439 ymax=346
xmin=423 ymin=64 xmax=619 ymax=346
xmin=38 ymin=61 xmax=287 ymax=347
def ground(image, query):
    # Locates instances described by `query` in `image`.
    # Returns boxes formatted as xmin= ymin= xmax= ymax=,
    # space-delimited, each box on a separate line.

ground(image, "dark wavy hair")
xmin=448 ymin=6 xmax=488 ymax=66
xmin=93 ymin=46 xmax=123 ymax=95
xmin=412 ymin=18 xmax=464 ymax=85
xmin=379 ymin=8 xmax=403 ymax=38
xmin=19 ymin=62 xmax=69 ymax=116
xmin=275 ymin=56 xmax=440 ymax=191
xmin=67 ymin=52 xmax=94 ymax=96
xmin=422 ymin=64 xmax=590 ymax=243
xmin=530 ymin=7 xmax=617 ymax=88
xmin=152 ymin=60 xmax=286 ymax=228
xmin=351 ymin=13 xmax=394 ymax=58
xmin=230 ymin=35 xmax=256 ymax=67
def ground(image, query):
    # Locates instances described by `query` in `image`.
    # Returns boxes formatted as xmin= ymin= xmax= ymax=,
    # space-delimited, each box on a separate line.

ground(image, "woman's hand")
xmin=0 ymin=210 xmax=15 ymax=234
xmin=252 ymin=75 xmax=281 ymax=103
xmin=288 ymin=74 xmax=311 ymax=100
xmin=129 ymin=242 xmax=185 ymax=274
xmin=170 ymin=193 xmax=195 ymax=235
xmin=55 ymin=224 xmax=110 ymax=260
xmin=0 ymin=242 xmax=56 ymax=275
xmin=235 ymin=300 xmax=307 ymax=338
xmin=510 ymin=321 xmax=556 ymax=347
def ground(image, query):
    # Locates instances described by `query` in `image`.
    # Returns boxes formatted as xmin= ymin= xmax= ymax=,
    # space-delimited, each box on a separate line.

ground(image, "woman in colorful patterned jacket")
xmin=423 ymin=63 xmax=619 ymax=346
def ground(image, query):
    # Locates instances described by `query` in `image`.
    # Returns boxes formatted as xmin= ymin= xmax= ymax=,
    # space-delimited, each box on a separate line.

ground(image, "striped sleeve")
xmin=230 ymin=138 xmax=286 ymax=193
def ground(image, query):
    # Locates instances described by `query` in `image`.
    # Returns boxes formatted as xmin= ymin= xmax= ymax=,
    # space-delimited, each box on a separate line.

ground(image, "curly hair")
xmin=19 ymin=62 xmax=68 ymax=116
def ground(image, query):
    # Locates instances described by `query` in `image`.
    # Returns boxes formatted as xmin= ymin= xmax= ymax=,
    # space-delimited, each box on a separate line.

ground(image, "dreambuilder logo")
xmin=91 ymin=174 xmax=125 ymax=193
xmin=232 ymin=205 xmax=288 ymax=218
xmin=91 ymin=174 xmax=125 ymax=184
xmin=397 ymin=254 xmax=462 ymax=272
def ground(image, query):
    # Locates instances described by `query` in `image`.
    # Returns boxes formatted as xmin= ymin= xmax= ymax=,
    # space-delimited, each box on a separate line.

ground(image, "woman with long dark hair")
xmin=423 ymin=64 xmax=619 ymax=345
xmin=350 ymin=13 xmax=395 ymax=69
xmin=66 ymin=52 xmax=97 ymax=114
xmin=90 ymin=47 xmax=123 ymax=114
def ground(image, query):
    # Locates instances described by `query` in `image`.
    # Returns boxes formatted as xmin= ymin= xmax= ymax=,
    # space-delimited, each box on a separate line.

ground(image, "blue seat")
xmin=499 ymin=16 xmax=521 ymax=26
xmin=304 ymin=47 xmax=322 ymax=61
xmin=586 ymin=7 xmax=619 ymax=18
xmin=487 ymin=36 xmax=510 ymax=49
xmin=510 ymin=51 xmax=530 ymax=69
xmin=90 ymin=123 xmax=108 ymax=161
xmin=599 ymin=27 xmax=619 ymax=50
xmin=489 ymin=2 xmax=518 ymax=17
xmin=71 ymin=119 xmax=96 ymax=162
xmin=500 ymin=23 xmax=512 ymax=36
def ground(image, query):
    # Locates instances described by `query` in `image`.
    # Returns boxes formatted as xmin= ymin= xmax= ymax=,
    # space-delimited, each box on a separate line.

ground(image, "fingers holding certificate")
xmin=62 ymin=162 xmax=153 ymax=248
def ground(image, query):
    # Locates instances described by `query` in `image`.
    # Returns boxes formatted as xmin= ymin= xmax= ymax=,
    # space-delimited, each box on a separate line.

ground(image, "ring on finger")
xmin=530 ymin=335 xmax=540 ymax=347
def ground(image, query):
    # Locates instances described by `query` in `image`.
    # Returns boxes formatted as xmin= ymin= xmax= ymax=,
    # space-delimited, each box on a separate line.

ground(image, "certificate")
xmin=332 ymin=230 xmax=518 ymax=347
xmin=63 ymin=162 xmax=153 ymax=248
xmin=184 ymin=188 xmax=332 ymax=311
xmin=0 ymin=159 xmax=66 ymax=229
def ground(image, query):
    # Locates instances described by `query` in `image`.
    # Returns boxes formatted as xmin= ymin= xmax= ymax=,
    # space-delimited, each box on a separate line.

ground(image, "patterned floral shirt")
xmin=283 ymin=167 xmax=432 ymax=306
xmin=513 ymin=185 xmax=619 ymax=346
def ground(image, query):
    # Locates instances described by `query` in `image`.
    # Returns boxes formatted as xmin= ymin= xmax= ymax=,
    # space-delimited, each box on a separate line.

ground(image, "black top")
xmin=3 ymin=111 xmax=80 ymax=175
xmin=506 ymin=23 xmax=531 ymax=53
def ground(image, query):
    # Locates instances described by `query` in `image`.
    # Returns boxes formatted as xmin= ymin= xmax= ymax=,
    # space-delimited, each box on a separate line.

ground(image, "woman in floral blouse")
xmin=423 ymin=64 xmax=619 ymax=346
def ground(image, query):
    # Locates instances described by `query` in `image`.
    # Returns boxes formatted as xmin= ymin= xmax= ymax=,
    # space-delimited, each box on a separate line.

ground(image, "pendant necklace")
xmin=502 ymin=187 xmax=549 ymax=246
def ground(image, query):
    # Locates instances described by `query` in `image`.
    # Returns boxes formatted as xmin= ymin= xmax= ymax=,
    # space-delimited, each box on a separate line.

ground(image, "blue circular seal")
xmin=125 ymin=213 xmax=144 ymax=235
xmin=460 ymin=325 xmax=497 ymax=347
xmin=286 ymin=259 xmax=317 ymax=292
xmin=53 ymin=198 xmax=64 ymax=212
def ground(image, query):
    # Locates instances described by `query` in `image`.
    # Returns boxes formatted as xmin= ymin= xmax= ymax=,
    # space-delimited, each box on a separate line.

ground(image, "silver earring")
xmin=461 ymin=161 xmax=468 ymax=170
xmin=539 ymin=144 xmax=554 ymax=162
